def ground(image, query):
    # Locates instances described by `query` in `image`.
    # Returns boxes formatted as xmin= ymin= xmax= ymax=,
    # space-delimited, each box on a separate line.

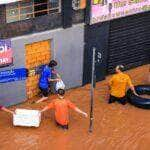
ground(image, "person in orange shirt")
xmin=40 ymin=89 xmax=88 ymax=129
xmin=108 ymin=65 xmax=138 ymax=105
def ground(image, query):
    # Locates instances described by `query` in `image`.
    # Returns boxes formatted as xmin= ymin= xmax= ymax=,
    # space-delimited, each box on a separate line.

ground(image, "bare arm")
xmin=56 ymin=73 xmax=61 ymax=79
xmin=130 ymin=85 xmax=139 ymax=96
xmin=1 ymin=107 xmax=14 ymax=115
xmin=67 ymin=101 xmax=87 ymax=117
xmin=127 ymin=76 xmax=139 ymax=96
xmin=51 ymin=70 xmax=61 ymax=78
xmin=49 ymin=78 xmax=60 ymax=82
xmin=74 ymin=108 xmax=88 ymax=118
xmin=40 ymin=106 xmax=50 ymax=113
xmin=40 ymin=102 xmax=54 ymax=113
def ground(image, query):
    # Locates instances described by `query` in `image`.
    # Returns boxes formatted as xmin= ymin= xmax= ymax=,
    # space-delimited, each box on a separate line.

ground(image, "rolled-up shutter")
xmin=107 ymin=11 xmax=150 ymax=74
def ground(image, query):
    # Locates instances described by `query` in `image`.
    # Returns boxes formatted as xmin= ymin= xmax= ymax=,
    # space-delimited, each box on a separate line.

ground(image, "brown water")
xmin=0 ymin=65 xmax=149 ymax=150
xmin=140 ymin=95 xmax=150 ymax=99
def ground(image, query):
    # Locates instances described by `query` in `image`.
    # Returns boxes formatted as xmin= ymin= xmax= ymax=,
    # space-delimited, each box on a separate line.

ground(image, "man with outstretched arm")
xmin=41 ymin=89 xmax=87 ymax=130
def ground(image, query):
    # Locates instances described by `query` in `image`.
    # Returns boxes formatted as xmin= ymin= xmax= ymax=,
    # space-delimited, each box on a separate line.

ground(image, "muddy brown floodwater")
xmin=140 ymin=95 xmax=150 ymax=99
xmin=0 ymin=65 xmax=150 ymax=150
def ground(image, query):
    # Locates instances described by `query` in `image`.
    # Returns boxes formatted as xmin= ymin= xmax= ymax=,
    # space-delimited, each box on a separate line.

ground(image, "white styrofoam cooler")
xmin=13 ymin=109 xmax=41 ymax=127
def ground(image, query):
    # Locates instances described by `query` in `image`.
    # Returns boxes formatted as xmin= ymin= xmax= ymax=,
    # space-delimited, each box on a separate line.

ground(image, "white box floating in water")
xmin=13 ymin=109 xmax=41 ymax=127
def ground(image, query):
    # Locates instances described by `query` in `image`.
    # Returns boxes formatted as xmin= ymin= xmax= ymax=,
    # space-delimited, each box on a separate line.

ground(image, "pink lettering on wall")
xmin=91 ymin=0 xmax=150 ymax=24
xmin=0 ymin=40 xmax=13 ymax=67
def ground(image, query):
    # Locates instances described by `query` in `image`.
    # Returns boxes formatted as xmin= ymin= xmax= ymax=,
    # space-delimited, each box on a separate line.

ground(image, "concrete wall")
xmin=0 ymin=4 xmax=84 ymax=40
xmin=0 ymin=39 xmax=26 ymax=106
xmin=0 ymin=24 xmax=84 ymax=106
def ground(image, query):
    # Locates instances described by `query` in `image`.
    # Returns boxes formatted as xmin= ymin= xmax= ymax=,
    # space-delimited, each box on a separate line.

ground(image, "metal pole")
xmin=89 ymin=47 xmax=96 ymax=133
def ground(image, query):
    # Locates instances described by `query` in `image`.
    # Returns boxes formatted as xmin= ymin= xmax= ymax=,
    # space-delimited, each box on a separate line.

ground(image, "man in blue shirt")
xmin=36 ymin=60 xmax=60 ymax=103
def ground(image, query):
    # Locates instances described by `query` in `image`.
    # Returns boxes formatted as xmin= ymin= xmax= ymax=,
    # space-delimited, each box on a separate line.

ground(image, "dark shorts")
xmin=39 ymin=87 xmax=49 ymax=97
xmin=56 ymin=122 xmax=69 ymax=130
xmin=108 ymin=95 xmax=127 ymax=105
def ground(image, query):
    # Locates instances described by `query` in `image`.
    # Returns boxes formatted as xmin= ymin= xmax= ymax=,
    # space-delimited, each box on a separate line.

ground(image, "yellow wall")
xmin=25 ymin=40 xmax=51 ymax=99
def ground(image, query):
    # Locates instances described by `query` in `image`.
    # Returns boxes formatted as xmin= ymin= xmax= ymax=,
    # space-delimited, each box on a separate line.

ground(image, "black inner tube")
xmin=127 ymin=85 xmax=150 ymax=109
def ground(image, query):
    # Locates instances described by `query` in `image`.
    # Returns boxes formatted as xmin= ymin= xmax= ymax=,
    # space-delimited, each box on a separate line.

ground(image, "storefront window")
xmin=6 ymin=3 xmax=19 ymax=23
xmin=6 ymin=0 xmax=61 ymax=23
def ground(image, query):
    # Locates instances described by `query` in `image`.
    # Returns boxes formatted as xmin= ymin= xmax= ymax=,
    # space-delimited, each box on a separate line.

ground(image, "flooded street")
xmin=140 ymin=95 xmax=150 ymax=99
xmin=0 ymin=65 xmax=149 ymax=150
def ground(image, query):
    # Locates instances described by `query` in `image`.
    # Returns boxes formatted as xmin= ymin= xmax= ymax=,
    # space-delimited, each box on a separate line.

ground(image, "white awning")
xmin=0 ymin=0 xmax=22 ymax=5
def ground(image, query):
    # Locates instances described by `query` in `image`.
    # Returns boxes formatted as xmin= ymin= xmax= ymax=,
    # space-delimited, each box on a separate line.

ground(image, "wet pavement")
xmin=0 ymin=65 xmax=149 ymax=150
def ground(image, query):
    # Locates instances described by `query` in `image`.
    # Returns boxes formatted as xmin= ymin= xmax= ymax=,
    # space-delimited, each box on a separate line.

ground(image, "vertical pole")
xmin=85 ymin=0 xmax=91 ymax=24
xmin=89 ymin=47 xmax=96 ymax=133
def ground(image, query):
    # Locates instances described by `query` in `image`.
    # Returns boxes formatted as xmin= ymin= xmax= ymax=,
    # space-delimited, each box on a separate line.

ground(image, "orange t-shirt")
xmin=47 ymin=98 xmax=76 ymax=125
xmin=109 ymin=73 xmax=133 ymax=98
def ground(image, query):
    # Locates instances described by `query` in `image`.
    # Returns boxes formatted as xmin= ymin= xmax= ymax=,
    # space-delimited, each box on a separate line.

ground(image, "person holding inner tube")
xmin=108 ymin=65 xmax=138 ymax=105
xmin=36 ymin=60 xmax=61 ymax=104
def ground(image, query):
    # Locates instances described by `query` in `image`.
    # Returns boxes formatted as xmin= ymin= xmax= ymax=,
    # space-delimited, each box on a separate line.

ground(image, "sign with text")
xmin=91 ymin=0 xmax=150 ymax=24
xmin=0 ymin=40 xmax=13 ymax=67
xmin=0 ymin=68 xmax=27 ymax=83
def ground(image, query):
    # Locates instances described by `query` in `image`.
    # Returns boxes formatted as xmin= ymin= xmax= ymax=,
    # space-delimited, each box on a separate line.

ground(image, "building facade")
xmin=0 ymin=0 xmax=149 ymax=106
xmin=0 ymin=0 xmax=86 ymax=106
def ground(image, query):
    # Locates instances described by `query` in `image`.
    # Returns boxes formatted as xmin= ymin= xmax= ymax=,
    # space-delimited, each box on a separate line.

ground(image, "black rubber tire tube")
xmin=127 ymin=85 xmax=150 ymax=109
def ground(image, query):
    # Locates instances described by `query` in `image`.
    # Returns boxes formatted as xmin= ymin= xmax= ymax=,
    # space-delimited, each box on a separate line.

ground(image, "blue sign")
xmin=0 ymin=68 xmax=27 ymax=83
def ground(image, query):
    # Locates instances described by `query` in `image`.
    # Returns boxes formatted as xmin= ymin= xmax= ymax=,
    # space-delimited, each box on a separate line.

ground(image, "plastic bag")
xmin=55 ymin=80 xmax=65 ymax=91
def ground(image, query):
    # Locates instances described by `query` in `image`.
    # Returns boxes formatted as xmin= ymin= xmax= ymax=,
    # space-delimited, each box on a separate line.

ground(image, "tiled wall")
xmin=25 ymin=40 xmax=51 ymax=99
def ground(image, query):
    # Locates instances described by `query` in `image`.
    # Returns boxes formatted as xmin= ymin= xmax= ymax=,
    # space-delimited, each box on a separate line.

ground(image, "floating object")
xmin=127 ymin=85 xmax=150 ymax=109
xmin=55 ymin=80 xmax=65 ymax=91
xmin=13 ymin=109 xmax=41 ymax=127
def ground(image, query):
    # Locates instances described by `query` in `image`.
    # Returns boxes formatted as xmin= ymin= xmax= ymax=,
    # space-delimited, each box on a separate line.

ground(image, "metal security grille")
xmin=6 ymin=0 xmax=61 ymax=23
xmin=107 ymin=11 xmax=150 ymax=74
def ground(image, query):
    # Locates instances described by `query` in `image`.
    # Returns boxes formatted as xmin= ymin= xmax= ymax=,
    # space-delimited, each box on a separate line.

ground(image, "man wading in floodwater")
xmin=36 ymin=60 xmax=60 ymax=103
xmin=40 ymin=89 xmax=87 ymax=130
xmin=108 ymin=65 xmax=138 ymax=105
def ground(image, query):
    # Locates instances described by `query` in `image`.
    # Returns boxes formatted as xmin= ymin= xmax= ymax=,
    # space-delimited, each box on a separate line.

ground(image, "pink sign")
xmin=0 ymin=40 xmax=13 ymax=67
xmin=91 ymin=0 xmax=150 ymax=24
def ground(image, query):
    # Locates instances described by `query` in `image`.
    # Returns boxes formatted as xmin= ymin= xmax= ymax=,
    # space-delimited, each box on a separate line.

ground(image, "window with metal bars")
xmin=6 ymin=0 xmax=61 ymax=23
